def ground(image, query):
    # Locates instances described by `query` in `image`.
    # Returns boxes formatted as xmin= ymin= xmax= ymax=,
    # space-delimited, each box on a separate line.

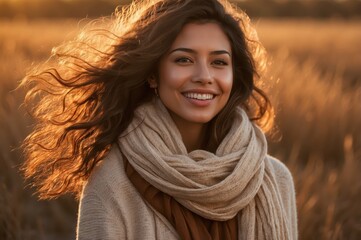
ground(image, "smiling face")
xmin=153 ymin=22 xmax=233 ymax=129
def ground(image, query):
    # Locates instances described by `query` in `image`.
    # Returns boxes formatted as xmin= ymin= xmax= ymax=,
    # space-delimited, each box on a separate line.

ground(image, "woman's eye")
xmin=175 ymin=57 xmax=192 ymax=64
xmin=213 ymin=59 xmax=228 ymax=66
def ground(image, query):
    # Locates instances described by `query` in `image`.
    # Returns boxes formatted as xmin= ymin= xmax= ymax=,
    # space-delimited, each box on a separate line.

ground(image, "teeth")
xmin=183 ymin=93 xmax=214 ymax=100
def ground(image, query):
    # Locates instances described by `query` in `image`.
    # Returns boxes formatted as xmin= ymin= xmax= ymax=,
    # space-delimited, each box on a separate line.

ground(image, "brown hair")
xmin=21 ymin=0 xmax=272 ymax=199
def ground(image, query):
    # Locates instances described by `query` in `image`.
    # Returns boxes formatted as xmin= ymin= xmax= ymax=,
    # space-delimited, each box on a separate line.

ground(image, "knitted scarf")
xmin=118 ymin=99 xmax=291 ymax=239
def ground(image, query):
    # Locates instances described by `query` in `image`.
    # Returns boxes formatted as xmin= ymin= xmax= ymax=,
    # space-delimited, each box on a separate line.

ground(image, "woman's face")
xmin=156 ymin=22 xmax=233 ymax=127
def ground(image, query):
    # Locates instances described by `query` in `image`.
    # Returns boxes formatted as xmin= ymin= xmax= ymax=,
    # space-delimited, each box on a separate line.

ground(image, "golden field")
xmin=1 ymin=19 xmax=360 ymax=239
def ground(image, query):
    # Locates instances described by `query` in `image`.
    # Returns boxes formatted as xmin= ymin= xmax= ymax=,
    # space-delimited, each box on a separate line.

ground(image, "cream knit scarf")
xmin=118 ymin=99 xmax=291 ymax=239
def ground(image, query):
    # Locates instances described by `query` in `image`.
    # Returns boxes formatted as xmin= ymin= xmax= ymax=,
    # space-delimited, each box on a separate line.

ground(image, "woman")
xmin=21 ymin=0 xmax=297 ymax=239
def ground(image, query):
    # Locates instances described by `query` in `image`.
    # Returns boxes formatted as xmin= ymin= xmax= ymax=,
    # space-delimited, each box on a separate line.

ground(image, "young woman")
xmin=21 ymin=0 xmax=297 ymax=239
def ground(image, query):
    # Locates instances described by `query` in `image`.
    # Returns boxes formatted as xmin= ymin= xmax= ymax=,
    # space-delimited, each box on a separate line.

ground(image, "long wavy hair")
xmin=21 ymin=0 xmax=273 ymax=199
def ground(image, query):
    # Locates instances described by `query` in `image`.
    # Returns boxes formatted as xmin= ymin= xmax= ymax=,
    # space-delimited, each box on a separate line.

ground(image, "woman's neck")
xmin=169 ymin=113 xmax=208 ymax=152
xmin=179 ymin=123 xmax=207 ymax=152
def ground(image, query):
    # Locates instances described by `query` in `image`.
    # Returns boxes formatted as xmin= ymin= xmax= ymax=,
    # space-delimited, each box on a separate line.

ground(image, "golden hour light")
xmin=1 ymin=0 xmax=361 ymax=239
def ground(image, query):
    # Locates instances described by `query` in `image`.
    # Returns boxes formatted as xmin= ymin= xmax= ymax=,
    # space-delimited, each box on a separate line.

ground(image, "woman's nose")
xmin=192 ymin=61 xmax=213 ymax=84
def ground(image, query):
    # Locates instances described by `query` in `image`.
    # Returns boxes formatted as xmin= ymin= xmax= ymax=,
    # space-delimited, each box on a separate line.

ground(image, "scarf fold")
xmin=123 ymin=155 xmax=238 ymax=240
xmin=118 ymin=99 xmax=291 ymax=239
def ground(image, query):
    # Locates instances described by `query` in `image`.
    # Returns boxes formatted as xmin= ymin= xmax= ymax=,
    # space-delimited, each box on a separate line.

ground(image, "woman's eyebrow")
xmin=169 ymin=48 xmax=231 ymax=56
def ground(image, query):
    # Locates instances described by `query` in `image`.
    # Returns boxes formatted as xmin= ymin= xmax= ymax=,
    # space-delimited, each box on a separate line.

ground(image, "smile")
xmin=182 ymin=93 xmax=215 ymax=100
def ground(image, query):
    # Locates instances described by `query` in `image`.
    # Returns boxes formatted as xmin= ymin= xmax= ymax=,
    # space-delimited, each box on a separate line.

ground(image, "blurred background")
xmin=1 ymin=0 xmax=360 ymax=239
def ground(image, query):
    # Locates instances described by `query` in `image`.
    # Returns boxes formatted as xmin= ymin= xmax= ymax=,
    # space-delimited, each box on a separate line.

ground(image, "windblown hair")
xmin=21 ymin=0 xmax=273 ymax=199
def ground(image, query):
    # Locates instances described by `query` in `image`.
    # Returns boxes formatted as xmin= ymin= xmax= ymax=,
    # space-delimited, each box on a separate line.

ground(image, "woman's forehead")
xmin=169 ymin=23 xmax=232 ymax=53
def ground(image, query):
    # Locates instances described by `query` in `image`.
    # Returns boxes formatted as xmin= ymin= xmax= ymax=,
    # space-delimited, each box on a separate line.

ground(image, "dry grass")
xmin=268 ymin=52 xmax=361 ymax=239
xmin=0 ymin=19 xmax=360 ymax=239
xmin=0 ymin=20 xmax=79 ymax=240
xmin=259 ymin=20 xmax=361 ymax=240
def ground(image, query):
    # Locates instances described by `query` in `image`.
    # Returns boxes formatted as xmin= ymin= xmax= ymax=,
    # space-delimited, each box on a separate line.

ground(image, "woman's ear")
xmin=148 ymin=76 xmax=157 ymax=88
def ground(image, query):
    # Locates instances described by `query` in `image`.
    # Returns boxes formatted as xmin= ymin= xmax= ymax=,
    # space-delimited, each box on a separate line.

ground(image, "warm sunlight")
xmin=1 ymin=0 xmax=360 ymax=239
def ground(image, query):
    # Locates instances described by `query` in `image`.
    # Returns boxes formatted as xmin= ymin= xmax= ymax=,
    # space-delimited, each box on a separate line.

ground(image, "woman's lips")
xmin=181 ymin=92 xmax=217 ymax=107
xmin=182 ymin=92 xmax=215 ymax=100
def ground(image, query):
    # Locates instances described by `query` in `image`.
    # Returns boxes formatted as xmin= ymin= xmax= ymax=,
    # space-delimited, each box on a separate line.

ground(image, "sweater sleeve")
xmin=282 ymin=167 xmax=298 ymax=240
xmin=76 ymin=173 xmax=127 ymax=240
xmin=76 ymin=145 xmax=180 ymax=240
xmin=268 ymin=156 xmax=298 ymax=240
xmin=76 ymin=189 xmax=126 ymax=240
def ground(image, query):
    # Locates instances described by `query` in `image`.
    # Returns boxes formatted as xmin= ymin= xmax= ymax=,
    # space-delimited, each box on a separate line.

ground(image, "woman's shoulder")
xmin=266 ymin=155 xmax=294 ymax=184
xmin=81 ymin=144 xmax=128 ymax=197
xmin=266 ymin=155 xmax=298 ymax=238
xmin=79 ymin=144 xmax=147 ymax=222
xmin=265 ymin=155 xmax=296 ymax=207
xmin=78 ymin=144 xmax=180 ymax=240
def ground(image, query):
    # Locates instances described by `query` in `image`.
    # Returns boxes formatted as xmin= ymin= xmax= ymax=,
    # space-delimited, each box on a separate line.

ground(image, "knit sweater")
xmin=76 ymin=145 xmax=298 ymax=239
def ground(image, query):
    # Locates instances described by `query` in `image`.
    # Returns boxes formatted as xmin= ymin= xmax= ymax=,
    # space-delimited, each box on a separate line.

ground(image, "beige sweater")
xmin=76 ymin=145 xmax=298 ymax=240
